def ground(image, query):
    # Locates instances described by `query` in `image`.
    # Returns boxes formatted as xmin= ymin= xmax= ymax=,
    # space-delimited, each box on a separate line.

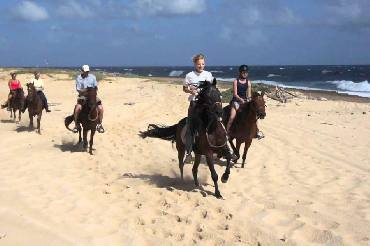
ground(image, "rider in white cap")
xmin=73 ymin=65 xmax=105 ymax=133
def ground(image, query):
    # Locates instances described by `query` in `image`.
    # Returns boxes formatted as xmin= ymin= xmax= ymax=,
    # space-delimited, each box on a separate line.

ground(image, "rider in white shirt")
xmin=183 ymin=54 xmax=236 ymax=162
xmin=73 ymin=65 xmax=104 ymax=133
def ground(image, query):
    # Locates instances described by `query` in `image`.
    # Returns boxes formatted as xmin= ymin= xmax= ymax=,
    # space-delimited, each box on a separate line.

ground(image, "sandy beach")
xmin=0 ymin=69 xmax=369 ymax=245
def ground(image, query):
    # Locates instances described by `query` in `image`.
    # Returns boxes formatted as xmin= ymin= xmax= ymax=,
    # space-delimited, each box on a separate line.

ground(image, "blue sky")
xmin=0 ymin=0 xmax=369 ymax=66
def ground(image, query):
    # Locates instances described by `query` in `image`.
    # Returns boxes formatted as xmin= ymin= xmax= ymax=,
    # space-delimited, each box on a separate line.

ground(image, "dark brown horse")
xmin=9 ymin=88 xmax=25 ymax=122
xmin=26 ymin=83 xmax=43 ymax=133
xmin=65 ymin=87 xmax=99 ymax=155
xmin=223 ymin=92 xmax=266 ymax=168
xmin=140 ymin=80 xmax=232 ymax=198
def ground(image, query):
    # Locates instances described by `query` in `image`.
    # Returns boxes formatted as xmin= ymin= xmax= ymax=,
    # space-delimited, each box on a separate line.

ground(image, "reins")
xmin=205 ymin=119 xmax=228 ymax=148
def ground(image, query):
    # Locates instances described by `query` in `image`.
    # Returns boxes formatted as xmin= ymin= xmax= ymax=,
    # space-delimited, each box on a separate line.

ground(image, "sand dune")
xmin=0 ymin=71 xmax=369 ymax=245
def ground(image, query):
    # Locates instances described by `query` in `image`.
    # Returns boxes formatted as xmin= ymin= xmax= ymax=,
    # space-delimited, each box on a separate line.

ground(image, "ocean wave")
xmin=253 ymin=80 xmax=370 ymax=98
xmin=267 ymin=74 xmax=281 ymax=78
xmin=210 ymin=70 xmax=224 ymax=73
xmin=330 ymin=80 xmax=370 ymax=92
xmin=321 ymin=69 xmax=332 ymax=74
xmin=169 ymin=70 xmax=184 ymax=77
xmin=215 ymin=77 xmax=234 ymax=82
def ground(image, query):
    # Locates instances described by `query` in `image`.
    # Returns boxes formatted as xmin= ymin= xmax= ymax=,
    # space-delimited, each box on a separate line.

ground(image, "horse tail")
xmin=139 ymin=123 xmax=178 ymax=141
xmin=65 ymin=115 xmax=75 ymax=132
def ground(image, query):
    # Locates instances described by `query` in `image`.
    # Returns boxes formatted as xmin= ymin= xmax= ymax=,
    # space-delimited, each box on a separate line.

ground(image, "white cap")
xmin=81 ymin=65 xmax=90 ymax=72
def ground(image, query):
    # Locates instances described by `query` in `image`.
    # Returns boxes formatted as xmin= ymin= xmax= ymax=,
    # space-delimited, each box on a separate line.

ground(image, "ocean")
xmin=73 ymin=65 xmax=370 ymax=98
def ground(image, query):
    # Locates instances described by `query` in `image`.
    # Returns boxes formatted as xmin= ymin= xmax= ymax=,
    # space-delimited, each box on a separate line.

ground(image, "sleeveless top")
xmin=232 ymin=78 xmax=249 ymax=102
xmin=9 ymin=79 xmax=21 ymax=90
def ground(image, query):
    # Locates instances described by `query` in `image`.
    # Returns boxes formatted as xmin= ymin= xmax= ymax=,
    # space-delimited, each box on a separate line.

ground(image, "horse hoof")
xmin=221 ymin=174 xmax=229 ymax=183
xmin=215 ymin=192 xmax=223 ymax=199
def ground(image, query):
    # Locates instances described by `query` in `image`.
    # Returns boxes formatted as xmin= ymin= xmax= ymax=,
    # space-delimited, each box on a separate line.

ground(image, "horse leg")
xmin=37 ymin=113 xmax=42 ymax=134
xmin=18 ymin=109 xmax=21 ymax=122
xmin=241 ymin=139 xmax=252 ymax=168
xmin=78 ymin=126 xmax=82 ymax=143
xmin=221 ymin=155 xmax=231 ymax=183
xmin=13 ymin=109 xmax=16 ymax=121
xmin=178 ymin=148 xmax=185 ymax=180
xmin=89 ymin=129 xmax=96 ymax=155
xmin=192 ymin=154 xmax=201 ymax=187
xmin=205 ymin=152 xmax=222 ymax=198
xmin=29 ymin=113 xmax=33 ymax=128
xmin=228 ymin=137 xmax=237 ymax=156
xmin=82 ymin=128 xmax=88 ymax=150
xmin=234 ymin=139 xmax=242 ymax=163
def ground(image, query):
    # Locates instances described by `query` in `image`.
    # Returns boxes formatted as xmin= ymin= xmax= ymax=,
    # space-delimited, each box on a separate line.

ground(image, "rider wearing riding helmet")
xmin=1 ymin=72 xmax=22 ymax=111
xmin=73 ymin=65 xmax=104 ymax=133
xmin=226 ymin=65 xmax=264 ymax=139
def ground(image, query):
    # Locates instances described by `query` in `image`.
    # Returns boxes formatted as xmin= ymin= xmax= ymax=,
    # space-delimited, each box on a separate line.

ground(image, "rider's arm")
xmin=8 ymin=80 xmax=11 ymax=90
xmin=247 ymin=80 xmax=252 ymax=100
xmin=76 ymin=77 xmax=86 ymax=94
xmin=183 ymin=85 xmax=197 ymax=95
xmin=183 ymin=75 xmax=197 ymax=95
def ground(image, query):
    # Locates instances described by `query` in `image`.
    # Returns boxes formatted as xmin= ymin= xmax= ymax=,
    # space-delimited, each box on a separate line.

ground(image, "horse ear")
xmin=212 ymin=77 xmax=217 ymax=86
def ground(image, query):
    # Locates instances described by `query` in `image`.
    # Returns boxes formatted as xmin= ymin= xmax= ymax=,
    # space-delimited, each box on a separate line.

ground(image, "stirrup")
xmin=72 ymin=125 xmax=80 ymax=133
xmin=96 ymin=124 xmax=105 ymax=133
xmin=184 ymin=153 xmax=192 ymax=163
xmin=256 ymin=131 xmax=265 ymax=140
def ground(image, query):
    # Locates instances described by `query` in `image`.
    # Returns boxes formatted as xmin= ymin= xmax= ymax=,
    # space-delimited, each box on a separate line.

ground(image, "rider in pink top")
xmin=9 ymin=78 xmax=21 ymax=90
xmin=1 ymin=72 xmax=22 ymax=110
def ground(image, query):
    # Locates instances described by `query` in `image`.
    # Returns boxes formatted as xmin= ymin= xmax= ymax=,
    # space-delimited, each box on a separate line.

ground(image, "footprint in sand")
xmin=136 ymin=217 xmax=145 ymax=226
xmin=225 ymin=213 xmax=233 ymax=220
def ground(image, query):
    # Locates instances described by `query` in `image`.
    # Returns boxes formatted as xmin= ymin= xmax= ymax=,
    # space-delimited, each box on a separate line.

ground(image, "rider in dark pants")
xmin=183 ymin=54 xmax=236 ymax=162
xmin=24 ymin=71 xmax=51 ymax=112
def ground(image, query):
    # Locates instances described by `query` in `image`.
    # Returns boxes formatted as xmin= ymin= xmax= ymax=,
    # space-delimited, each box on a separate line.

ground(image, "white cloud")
xmin=132 ymin=0 xmax=207 ymax=16
xmin=14 ymin=1 xmax=49 ymax=21
xmin=323 ymin=0 xmax=370 ymax=27
xmin=57 ymin=0 xmax=95 ymax=19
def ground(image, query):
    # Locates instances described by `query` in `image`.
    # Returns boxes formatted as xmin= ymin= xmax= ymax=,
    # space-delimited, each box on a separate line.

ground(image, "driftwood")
xmin=265 ymin=86 xmax=299 ymax=103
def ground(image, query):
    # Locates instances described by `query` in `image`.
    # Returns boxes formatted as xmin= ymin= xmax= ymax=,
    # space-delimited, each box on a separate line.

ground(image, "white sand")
xmin=0 ymin=70 xmax=369 ymax=245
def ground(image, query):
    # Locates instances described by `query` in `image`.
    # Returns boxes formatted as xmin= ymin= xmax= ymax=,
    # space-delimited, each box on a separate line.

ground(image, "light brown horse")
xmin=223 ymin=92 xmax=266 ymax=168
xmin=9 ymin=88 xmax=25 ymax=122
xmin=140 ymin=80 xmax=233 ymax=198
xmin=65 ymin=87 xmax=99 ymax=155
xmin=26 ymin=83 xmax=43 ymax=133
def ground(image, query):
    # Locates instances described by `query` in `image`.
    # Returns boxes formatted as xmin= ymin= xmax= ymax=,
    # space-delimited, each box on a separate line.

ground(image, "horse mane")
xmin=195 ymin=79 xmax=222 ymax=134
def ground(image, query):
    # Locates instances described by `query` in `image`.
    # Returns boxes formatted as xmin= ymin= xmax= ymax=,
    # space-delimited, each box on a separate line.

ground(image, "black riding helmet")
xmin=239 ymin=64 xmax=249 ymax=72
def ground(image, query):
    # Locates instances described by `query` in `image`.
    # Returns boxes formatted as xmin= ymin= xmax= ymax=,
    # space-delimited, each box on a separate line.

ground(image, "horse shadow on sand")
xmin=53 ymin=139 xmax=94 ymax=153
xmin=119 ymin=172 xmax=214 ymax=197
xmin=15 ymin=125 xmax=35 ymax=133
xmin=1 ymin=119 xmax=16 ymax=124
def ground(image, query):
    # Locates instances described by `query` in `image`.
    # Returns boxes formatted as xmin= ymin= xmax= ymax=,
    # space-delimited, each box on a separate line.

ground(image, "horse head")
xmin=197 ymin=78 xmax=223 ymax=118
xmin=251 ymin=91 xmax=266 ymax=119
xmin=196 ymin=78 xmax=223 ymax=132
xmin=14 ymin=88 xmax=24 ymax=99
xmin=237 ymin=91 xmax=266 ymax=120
xmin=26 ymin=83 xmax=36 ymax=101
xmin=86 ymin=87 xmax=97 ymax=108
